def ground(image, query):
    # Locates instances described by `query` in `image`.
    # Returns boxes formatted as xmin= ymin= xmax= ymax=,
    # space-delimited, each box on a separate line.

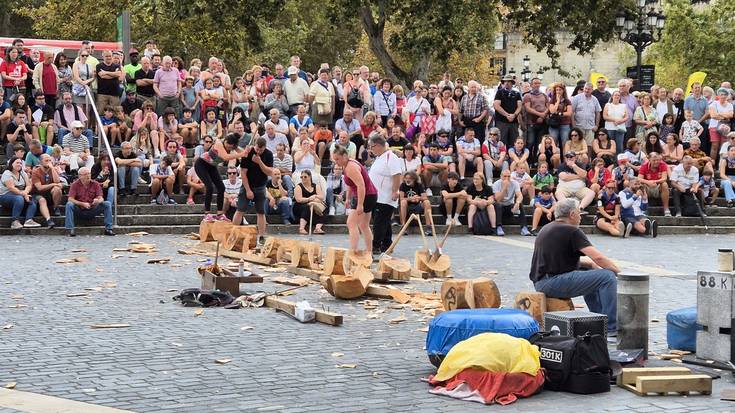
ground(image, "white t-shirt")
xmin=709 ymin=100 xmax=734 ymax=129
xmin=368 ymin=149 xmax=403 ymax=207
xmin=224 ymin=177 xmax=242 ymax=194
xmin=401 ymin=157 xmax=421 ymax=173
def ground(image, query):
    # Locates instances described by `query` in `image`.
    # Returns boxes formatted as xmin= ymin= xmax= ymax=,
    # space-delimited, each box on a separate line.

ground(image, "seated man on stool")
xmin=65 ymin=167 xmax=115 ymax=237
xmin=529 ymin=198 xmax=619 ymax=337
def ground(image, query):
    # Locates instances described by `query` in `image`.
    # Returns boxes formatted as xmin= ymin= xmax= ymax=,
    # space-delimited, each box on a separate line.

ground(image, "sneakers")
xmin=426 ymin=188 xmax=433 ymax=196
xmin=616 ymin=221 xmax=625 ymax=237
xmin=650 ymin=220 xmax=658 ymax=238
xmin=664 ymin=209 xmax=672 ymax=217
xmin=23 ymin=219 xmax=40 ymax=228
xmin=623 ymin=222 xmax=633 ymax=238
xmin=242 ymin=217 xmax=249 ymax=225
xmin=453 ymin=215 xmax=461 ymax=226
xmin=257 ymin=235 xmax=266 ymax=245
xmin=215 ymin=214 xmax=230 ymax=222
xmin=424 ymin=229 xmax=433 ymax=237
xmin=167 ymin=198 xmax=177 ymax=205
xmin=104 ymin=228 xmax=116 ymax=236
xmin=187 ymin=198 xmax=195 ymax=206
xmin=675 ymin=212 xmax=682 ymax=218
xmin=521 ymin=226 xmax=531 ymax=236
xmin=46 ymin=219 xmax=55 ymax=229
xmin=643 ymin=219 xmax=652 ymax=236
xmin=137 ymin=177 xmax=147 ymax=185
xmin=495 ymin=226 xmax=505 ymax=236
xmin=328 ymin=206 xmax=336 ymax=216
xmin=10 ymin=220 xmax=22 ymax=230
xmin=728 ymin=200 xmax=734 ymax=208
xmin=150 ymin=198 xmax=157 ymax=205
xmin=530 ymin=228 xmax=539 ymax=236
xmin=445 ymin=217 xmax=452 ymax=225
xmin=203 ymin=214 xmax=216 ymax=222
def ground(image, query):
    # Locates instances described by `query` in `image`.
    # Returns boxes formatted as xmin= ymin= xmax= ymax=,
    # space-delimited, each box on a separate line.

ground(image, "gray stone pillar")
xmin=617 ymin=272 xmax=650 ymax=358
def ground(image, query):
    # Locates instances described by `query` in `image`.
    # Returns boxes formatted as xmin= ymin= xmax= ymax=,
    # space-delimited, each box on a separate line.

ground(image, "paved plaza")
xmin=1 ymin=232 xmax=734 ymax=412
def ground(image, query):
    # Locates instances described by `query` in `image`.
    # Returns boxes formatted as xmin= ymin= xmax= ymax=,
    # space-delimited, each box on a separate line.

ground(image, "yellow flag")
xmin=686 ymin=72 xmax=707 ymax=96
xmin=589 ymin=72 xmax=608 ymax=85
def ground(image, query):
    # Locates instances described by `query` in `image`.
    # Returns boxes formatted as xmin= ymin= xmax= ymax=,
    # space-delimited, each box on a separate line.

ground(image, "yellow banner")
xmin=686 ymin=72 xmax=707 ymax=96
xmin=589 ymin=72 xmax=608 ymax=85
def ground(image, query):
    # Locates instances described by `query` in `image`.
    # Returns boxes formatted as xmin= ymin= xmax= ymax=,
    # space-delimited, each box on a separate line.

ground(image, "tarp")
xmin=428 ymin=369 xmax=545 ymax=405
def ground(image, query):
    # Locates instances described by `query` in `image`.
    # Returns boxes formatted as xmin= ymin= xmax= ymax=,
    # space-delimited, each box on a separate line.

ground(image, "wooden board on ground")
xmin=197 ymin=241 xmax=274 ymax=265
xmin=617 ymin=367 xmax=711 ymax=396
xmin=264 ymin=296 xmax=343 ymax=326
xmin=465 ymin=279 xmax=501 ymax=309
xmin=440 ymin=280 xmax=469 ymax=310
xmin=286 ymin=266 xmax=323 ymax=282
xmin=514 ymin=292 xmax=547 ymax=323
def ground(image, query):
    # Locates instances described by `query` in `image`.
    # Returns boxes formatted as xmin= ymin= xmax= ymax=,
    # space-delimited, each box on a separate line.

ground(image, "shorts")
xmin=362 ymin=194 xmax=377 ymax=214
xmin=623 ymin=216 xmax=645 ymax=227
xmin=556 ymin=184 xmax=591 ymax=200
xmin=709 ymin=127 xmax=724 ymax=144
xmin=442 ymin=155 xmax=454 ymax=164
xmin=407 ymin=202 xmax=424 ymax=215
xmin=646 ymin=185 xmax=661 ymax=198
xmin=581 ymin=129 xmax=595 ymax=145
xmin=237 ymin=185 xmax=267 ymax=214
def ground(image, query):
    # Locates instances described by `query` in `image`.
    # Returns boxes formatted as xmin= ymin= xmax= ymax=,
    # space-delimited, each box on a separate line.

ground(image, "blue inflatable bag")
xmin=666 ymin=306 xmax=699 ymax=352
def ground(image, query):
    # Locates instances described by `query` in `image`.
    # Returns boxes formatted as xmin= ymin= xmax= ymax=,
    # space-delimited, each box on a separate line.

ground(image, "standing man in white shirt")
xmin=367 ymin=135 xmax=403 ymax=255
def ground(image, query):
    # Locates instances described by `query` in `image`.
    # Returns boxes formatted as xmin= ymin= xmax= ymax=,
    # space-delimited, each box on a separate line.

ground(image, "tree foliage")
xmin=647 ymin=0 xmax=735 ymax=88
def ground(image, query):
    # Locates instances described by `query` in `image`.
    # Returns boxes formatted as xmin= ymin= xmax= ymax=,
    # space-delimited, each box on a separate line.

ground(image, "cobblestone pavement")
xmin=1 ymin=232 xmax=734 ymax=413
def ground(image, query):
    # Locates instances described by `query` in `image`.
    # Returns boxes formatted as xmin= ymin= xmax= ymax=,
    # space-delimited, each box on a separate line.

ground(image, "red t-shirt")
xmin=0 ymin=60 xmax=28 ymax=88
xmin=42 ymin=64 xmax=58 ymax=95
xmin=68 ymin=179 xmax=103 ymax=204
xmin=639 ymin=161 xmax=667 ymax=181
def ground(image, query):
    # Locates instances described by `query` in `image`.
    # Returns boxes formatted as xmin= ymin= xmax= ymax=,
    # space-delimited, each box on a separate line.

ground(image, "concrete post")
xmin=617 ymin=272 xmax=650 ymax=358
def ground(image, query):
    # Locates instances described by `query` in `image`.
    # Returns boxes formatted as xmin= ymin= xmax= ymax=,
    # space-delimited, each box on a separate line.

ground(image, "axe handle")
xmin=384 ymin=214 xmax=416 ymax=256
xmin=430 ymin=222 xmax=453 ymax=262
xmin=416 ymin=218 xmax=430 ymax=251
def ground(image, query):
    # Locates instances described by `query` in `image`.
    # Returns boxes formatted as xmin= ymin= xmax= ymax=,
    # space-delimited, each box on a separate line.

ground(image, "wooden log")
xmin=440 ymin=280 xmax=470 ymax=310
xmin=514 ymin=292 xmax=547 ymax=323
xmin=259 ymin=237 xmax=278 ymax=259
xmin=465 ymin=279 xmax=501 ymax=309
xmin=377 ymin=257 xmax=412 ymax=281
xmin=291 ymin=242 xmax=320 ymax=269
xmin=323 ymin=247 xmax=348 ymax=276
xmin=209 ymin=221 xmax=233 ymax=243
xmin=223 ymin=226 xmax=258 ymax=252
xmin=321 ymin=266 xmax=373 ymax=299
xmin=414 ymin=250 xmax=450 ymax=277
xmin=264 ymin=296 xmax=343 ymax=326
xmin=199 ymin=220 xmax=214 ymax=242
xmin=277 ymin=243 xmax=302 ymax=264
xmin=197 ymin=241 xmax=274 ymax=265
xmin=546 ymin=297 xmax=575 ymax=312
xmin=342 ymin=250 xmax=373 ymax=274
xmin=306 ymin=243 xmax=322 ymax=269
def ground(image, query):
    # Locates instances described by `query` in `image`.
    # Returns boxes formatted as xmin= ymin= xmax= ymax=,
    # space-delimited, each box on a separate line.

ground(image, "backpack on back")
xmin=529 ymin=332 xmax=611 ymax=394
xmin=347 ymin=87 xmax=364 ymax=108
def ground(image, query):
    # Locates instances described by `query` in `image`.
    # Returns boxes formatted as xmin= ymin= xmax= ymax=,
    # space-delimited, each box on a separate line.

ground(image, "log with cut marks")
xmin=464 ymin=279 xmax=501 ymax=309
xmin=440 ymin=280 xmax=470 ymax=310
xmin=222 ymin=225 xmax=258 ymax=253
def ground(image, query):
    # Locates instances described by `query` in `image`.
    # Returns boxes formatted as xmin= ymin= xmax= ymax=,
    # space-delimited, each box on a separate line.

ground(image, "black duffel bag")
xmin=529 ymin=331 xmax=611 ymax=394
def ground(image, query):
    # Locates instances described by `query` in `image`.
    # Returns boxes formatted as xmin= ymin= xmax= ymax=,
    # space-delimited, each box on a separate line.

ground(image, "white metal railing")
xmin=82 ymin=86 xmax=118 ymax=227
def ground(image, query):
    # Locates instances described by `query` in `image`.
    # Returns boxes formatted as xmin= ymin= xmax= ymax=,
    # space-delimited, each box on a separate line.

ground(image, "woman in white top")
xmin=603 ymin=90 xmax=629 ymax=153
xmin=373 ymin=78 xmax=397 ymax=126
xmin=0 ymin=156 xmax=46 ymax=228
xmin=401 ymin=144 xmax=422 ymax=174
xmin=293 ymin=138 xmax=319 ymax=178
xmin=404 ymin=87 xmax=431 ymax=141
xmin=71 ymin=52 xmax=95 ymax=112
xmin=708 ymin=88 xmax=734 ymax=160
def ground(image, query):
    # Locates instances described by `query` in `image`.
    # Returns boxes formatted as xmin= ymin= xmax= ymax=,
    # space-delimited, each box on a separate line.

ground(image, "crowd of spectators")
xmin=1 ymin=37 xmax=734 ymax=237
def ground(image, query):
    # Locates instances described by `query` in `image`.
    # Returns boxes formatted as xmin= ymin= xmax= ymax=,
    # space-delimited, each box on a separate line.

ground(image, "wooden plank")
xmin=365 ymin=284 xmax=396 ymax=299
xmin=617 ymin=367 xmax=691 ymax=385
xmin=264 ymin=296 xmax=343 ymax=326
xmin=198 ymin=241 xmax=274 ymax=265
xmin=636 ymin=374 xmax=712 ymax=395
xmin=286 ymin=266 xmax=323 ymax=282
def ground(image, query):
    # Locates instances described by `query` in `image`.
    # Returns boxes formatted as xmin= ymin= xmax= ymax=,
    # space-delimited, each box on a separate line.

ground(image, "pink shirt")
xmin=133 ymin=111 xmax=158 ymax=132
xmin=153 ymin=68 xmax=180 ymax=97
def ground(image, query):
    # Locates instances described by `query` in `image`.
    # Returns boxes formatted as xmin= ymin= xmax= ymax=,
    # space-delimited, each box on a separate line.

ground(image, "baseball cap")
xmin=71 ymin=120 xmax=84 ymax=129
xmin=617 ymin=153 xmax=628 ymax=162
xmin=287 ymin=66 xmax=298 ymax=75
xmin=565 ymin=151 xmax=576 ymax=158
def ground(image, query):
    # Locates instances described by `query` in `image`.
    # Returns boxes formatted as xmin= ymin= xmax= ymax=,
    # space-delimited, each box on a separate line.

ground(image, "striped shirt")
xmin=62 ymin=133 xmax=90 ymax=154
xmin=273 ymin=153 xmax=293 ymax=173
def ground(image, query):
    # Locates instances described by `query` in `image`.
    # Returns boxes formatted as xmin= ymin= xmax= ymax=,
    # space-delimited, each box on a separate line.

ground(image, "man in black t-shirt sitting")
xmin=398 ymin=171 xmax=433 ymax=236
xmin=234 ymin=137 xmax=274 ymax=241
xmin=529 ymin=198 xmax=620 ymax=337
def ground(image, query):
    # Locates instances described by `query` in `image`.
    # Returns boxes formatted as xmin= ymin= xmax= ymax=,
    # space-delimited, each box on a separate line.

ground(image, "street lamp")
xmin=536 ymin=68 xmax=544 ymax=81
xmin=521 ymin=55 xmax=532 ymax=82
xmin=615 ymin=0 xmax=666 ymax=90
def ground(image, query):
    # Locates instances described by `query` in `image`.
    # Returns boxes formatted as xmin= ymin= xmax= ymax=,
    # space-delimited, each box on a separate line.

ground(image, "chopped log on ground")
xmin=464 ymin=279 xmax=501 ymax=309
xmin=440 ymin=280 xmax=470 ymax=310
xmin=222 ymin=225 xmax=258 ymax=252
xmin=514 ymin=292 xmax=547 ymax=323
xmin=323 ymin=247 xmax=347 ymax=276
xmin=415 ymin=250 xmax=451 ymax=277
xmin=199 ymin=221 xmax=233 ymax=243
xmin=546 ymin=297 xmax=575 ymax=312
xmin=321 ymin=266 xmax=374 ymax=299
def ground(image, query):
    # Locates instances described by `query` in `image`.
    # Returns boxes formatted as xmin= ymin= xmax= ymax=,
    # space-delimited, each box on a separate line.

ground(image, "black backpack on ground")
xmin=472 ymin=211 xmax=494 ymax=235
xmin=529 ymin=332 xmax=611 ymax=394
xmin=681 ymin=192 xmax=702 ymax=217
xmin=172 ymin=288 xmax=235 ymax=307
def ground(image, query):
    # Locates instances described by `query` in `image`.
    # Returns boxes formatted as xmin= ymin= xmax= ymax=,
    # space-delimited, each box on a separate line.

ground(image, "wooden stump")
xmin=546 ymin=297 xmax=575 ymax=312
xmin=222 ymin=226 xmax=258 ymax=253
xmin=276 ymin=243 xmax=302 ymax=264
xmin=306 ymin=243 xmax=322 ymax=269
xmin=320 ymin=266 xmax=373 ymax=299
xmin=199 ymin=220 xmax=232 ymax=242
xmin=291 ymin=242 xmax=321 ymax=269
xmin=414 ymin=250 xmax=451 ymax=277
xmin=377 ymin=257 xmax=412 ymax=281
xmin=259 ymin=237 xmax=278 ymax=259
xmin=324 ymin=247 xmax=348 ymax=276
xmin=514 ymin=292 xmax=547 ymax=323
xmin=465 ymin=279 xmax=501 ymax=309
xmin=342 ymin=250 xmax=373 ymax=274
xmin=440 ymin=280 xmax=470 ymax=310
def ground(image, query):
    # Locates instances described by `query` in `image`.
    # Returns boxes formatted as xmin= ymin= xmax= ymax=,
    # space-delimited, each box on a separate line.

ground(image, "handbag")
xmin=420 ymin=114 xmax=437 ymax=135
xmin=548 ymin=113 xmax=562 ymax=128
xmin=72 ymin=83 xmax=87 ymax=97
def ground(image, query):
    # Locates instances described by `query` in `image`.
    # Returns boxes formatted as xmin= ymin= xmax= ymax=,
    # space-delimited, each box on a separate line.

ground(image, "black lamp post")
xmin=521 ymin=55 xmax=532 ymax=82
xmin=616 ymin=0 xmax=665 ymax=89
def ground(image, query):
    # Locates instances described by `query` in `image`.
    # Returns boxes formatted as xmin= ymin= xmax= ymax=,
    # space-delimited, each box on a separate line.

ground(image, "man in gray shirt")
xmin=491 ymin=169 xmax=530 ymax=236
xmin=571 ymin=82 xmax=602 ymax=145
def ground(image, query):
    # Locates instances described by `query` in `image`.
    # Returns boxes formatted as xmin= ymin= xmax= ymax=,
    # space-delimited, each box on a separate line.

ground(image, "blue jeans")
xmin=0 ymin=193 xmax=37 ymax=222
xmin=65 ymin=201 xmax=113 ymax=230
xmin=607 ymin=129 xmax=626 ymax=154
xmin=117 ymin=165 xmax=141 ymax=190
xmin=722 ymin=177 xmax=735 ymax=201
xmin=549 ymin=124 xmax=571 ymax=147
xmin=534 ymin=269 xmax=617 ymax=332
xmin=281 ymin=175 xmax=295 ymax=198
xmin=58 ymin=128 xmax=95 ymax=148
xmin=267 ymin=198 xmax=293 ymax=224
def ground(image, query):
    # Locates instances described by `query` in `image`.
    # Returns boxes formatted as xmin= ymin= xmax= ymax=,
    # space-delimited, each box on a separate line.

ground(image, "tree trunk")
xmin=359 ymin=3 xmax=413 ymax=88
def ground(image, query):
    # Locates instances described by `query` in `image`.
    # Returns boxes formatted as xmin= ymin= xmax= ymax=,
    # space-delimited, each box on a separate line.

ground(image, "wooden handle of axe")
xmin=384 ymin=214 xmax=417 ymax=256
xmin=430 ymin=222 xmax=453 ymax=263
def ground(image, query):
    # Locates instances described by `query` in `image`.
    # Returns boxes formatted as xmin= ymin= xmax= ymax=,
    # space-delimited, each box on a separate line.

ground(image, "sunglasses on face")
xmin=489 ymin=133 xmax=498 ymax=136
xmin=570 ymin=134 xmax=578 ymax=137
xmin=227 ymin=172 xmax=237 ymax=175
xmin=81 ymin=55 xmax=89 ymax=58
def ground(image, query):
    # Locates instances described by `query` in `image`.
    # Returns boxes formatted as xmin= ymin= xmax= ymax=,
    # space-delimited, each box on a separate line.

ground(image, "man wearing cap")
xmin=153 ymin=56 xmax=181 ymax=115
xmin=62 ymin=120 xmax=94 ymax=171
xmin=123 ymin=48 xmax=141 ymax=95
xmin=31 ymin=52 xmax=59 ymax=108
xmin=30 ymin=90 xmax=55 ymax=145
xmin=493 ymin=75 xmax=522 ymax=146
xmin=460 ymin=80 xmax=489 ymax=142
xmin=283 ymin=66 xmax=309 ymax=118
xmin=54 ymin=91 xmax=94 ymax=145
xmin=555 ymin=150 xmax=595 ymax=213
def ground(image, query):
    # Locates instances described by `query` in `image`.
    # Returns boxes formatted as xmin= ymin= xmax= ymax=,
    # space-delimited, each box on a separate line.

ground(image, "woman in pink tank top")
xmin=333 ymin=146 xmax=378 ymax=254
